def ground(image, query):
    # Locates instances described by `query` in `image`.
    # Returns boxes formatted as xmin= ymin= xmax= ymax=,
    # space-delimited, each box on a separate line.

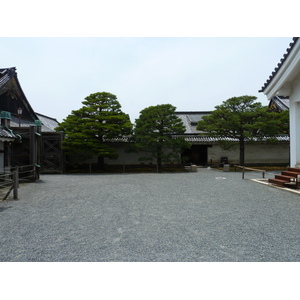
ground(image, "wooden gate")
xmin=41 ymin=132 xmax=63 ymax=173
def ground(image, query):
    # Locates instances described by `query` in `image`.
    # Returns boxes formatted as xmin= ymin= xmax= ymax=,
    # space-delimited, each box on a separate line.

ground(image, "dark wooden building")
xmin=0 ymin=67 xmax=63 ymax=174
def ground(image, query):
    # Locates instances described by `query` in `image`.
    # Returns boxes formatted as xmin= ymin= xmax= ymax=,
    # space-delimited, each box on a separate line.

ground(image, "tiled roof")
xmin=174 ymin=134 xmax=289 ymax=143
xmin=175 ymin=111 xmax=211 ymax=134
xmin=103 ymin=137 xmax=131 ymax=143
xmin=259 ymin=37 xmax=299 ymax=93
xmin=0 ymin=68 xmax=16 ymax=95
xmin=0 ymin=126 xmax=15 ymax=141
xmin=269 ymin=96 xmax=289 ymax=111
xmin=36 ymin=113 xmax=59 ymax=132
xmin=9 ymin=114 xmax=58 ymax=132
xmin=104 ymin=134 xmax=289 ymax=144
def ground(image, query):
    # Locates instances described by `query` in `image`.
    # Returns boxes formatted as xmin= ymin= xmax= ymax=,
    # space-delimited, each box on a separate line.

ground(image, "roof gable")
xmin=0 ymin=67 xmax=39 ymax=123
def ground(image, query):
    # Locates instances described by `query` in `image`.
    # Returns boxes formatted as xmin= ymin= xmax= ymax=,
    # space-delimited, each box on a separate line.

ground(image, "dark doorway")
xmin=182 ymin=145 xmax=208 ymax=166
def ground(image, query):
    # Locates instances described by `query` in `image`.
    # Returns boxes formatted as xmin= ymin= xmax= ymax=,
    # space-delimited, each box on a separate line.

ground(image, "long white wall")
xmin=207 ymin=143 xmax=289 ymax=165
xmin=102 ymin=142 xmax=289 ymax=166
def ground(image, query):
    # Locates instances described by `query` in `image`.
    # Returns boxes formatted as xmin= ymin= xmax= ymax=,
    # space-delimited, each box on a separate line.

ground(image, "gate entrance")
xmin=41 ymin=133 xmax=63 ymax=173
xmin=182 ymin=145 xmax=208 ymax=166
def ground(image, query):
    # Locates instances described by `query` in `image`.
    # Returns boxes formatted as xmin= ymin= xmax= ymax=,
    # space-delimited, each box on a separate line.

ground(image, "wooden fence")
xmin=0 ymin=165 xmax=39 ymax=201
xmin=234 ymin=165 xmax=266 ymax=179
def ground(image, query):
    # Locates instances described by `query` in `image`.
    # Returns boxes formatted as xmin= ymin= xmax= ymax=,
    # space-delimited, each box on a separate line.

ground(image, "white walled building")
xmin=103 ymin=112 xmax=289 ymax=167
xmin=260 ymin=37 xmax=300 ymax=167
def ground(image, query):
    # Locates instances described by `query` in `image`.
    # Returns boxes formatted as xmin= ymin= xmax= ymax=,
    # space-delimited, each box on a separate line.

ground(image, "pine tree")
xmin=133 ymin=104 xmax=189 ymax=171
xmin=56 ymin=92 xmax=132 ymax=168
xmin=197 ymin=95 xmax=289 ymax=166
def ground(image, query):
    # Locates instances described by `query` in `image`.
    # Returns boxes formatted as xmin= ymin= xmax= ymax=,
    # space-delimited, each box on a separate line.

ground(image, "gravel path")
xmin=1 ymin=168 xmax=300 ymax=261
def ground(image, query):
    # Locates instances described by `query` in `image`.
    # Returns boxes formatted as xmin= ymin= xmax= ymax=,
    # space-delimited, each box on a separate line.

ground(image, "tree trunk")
xmin=97 ymin=156 xmax=104 ymax=171
xmin=157 ymin=145 xmax=162 ymax=172
xmin=239 ymin=137 xmax=245 ymax=166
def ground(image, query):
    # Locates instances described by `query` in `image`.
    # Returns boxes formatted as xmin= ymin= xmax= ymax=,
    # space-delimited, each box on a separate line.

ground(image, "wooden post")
xmin=36 ymin=124 xmax=42 ymax=177
xmin=29 ymin=126 xmax=36 ymax=166
xmin=15 ymin=165 xmax=19 ymax=188
xmin=13 ymin=166 xmax=19 ymax=200
xmin=34 ymin=164 xmax=38 ymax=181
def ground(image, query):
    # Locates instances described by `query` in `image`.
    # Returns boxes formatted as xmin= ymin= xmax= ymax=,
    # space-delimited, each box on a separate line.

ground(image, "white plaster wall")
xmin=105 ymin=142 xmax=289 ymax=166
xmin=207 ymin=143 xmax=289 ymax=165
xmin=104 ymin=144 xmax=146 ymax=165
xmin=207 ymin=145 xmax=239 ymax=165
xmin=289 ymin=72 xmax=300 ymax=167
xmin=71 ymin=142 xmax=289 ymax=166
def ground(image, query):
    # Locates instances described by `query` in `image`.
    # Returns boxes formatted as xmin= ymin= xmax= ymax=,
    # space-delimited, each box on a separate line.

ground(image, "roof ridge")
xmin=259 ymin=37 xmax=299 ymax=93
xmin=36 ymin=112 xmax=58 ymax=122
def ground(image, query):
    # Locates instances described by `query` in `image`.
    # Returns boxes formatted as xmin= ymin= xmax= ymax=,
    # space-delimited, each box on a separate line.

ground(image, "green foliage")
xmin=197 ymin=95 xmax=289 ymax=165
xmin=133 ymin=104 xmax=189 ymax=171
xmin=56 ymin=92 xmax=132 ymax=160
xmin=217 ymin=140 xmax=238 ymax=151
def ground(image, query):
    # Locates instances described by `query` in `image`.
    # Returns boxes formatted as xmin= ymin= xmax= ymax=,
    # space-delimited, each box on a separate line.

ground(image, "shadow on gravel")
xmin=31 ymin=180 xmax=46 ymax=184
xmin=0 ymin=206 xmax=12 ymax=212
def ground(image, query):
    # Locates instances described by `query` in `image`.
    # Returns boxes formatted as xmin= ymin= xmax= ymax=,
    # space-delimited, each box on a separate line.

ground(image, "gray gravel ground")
xmin=1 ymin=168 xmax=300 ymax=262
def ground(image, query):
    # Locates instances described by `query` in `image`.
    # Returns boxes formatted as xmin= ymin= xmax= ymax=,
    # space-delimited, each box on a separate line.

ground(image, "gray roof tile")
xmin=259 ymin=37 xmax=299 ymax=93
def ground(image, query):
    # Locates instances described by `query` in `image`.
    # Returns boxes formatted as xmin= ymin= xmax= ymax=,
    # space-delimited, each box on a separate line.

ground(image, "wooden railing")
xmin=234 ymin=165 xmax=266 ymax=179
xmin=0 ymin=164 xmax=39 ymax=200
xmin=0 ymin=169 xmax=19 ymax=200
xmin=13 ymin=164 xmax=40 ymax=182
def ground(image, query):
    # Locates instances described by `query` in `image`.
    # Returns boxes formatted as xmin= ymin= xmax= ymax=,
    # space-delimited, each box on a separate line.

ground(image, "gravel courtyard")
xmin=1 ymin=168 xmax=300 ymax=262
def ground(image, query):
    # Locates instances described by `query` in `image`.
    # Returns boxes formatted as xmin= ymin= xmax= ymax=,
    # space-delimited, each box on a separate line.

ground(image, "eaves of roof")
xmin=0 ymin=126 xmax=15 ymax=141
xmin=103 ymin=135 xmax=290 ymax=143
xmin=173 ymin=135 xmax=289 ymax=143
xmin=259 ymin=37 xmax=299 ymax=93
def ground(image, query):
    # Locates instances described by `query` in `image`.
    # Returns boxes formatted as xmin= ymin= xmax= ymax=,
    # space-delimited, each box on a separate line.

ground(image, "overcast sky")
xmin=0 ymin=37 xmax=293 ymax=123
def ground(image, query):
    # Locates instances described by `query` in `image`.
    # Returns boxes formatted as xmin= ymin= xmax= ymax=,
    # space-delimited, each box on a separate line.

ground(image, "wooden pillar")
xmin=36 ymin=124 xmax=41 ymax=179
xmin=29 ymin=126 xmax=36 ymax=166
xmin=290 ymin=101 xmax=300 ymax=167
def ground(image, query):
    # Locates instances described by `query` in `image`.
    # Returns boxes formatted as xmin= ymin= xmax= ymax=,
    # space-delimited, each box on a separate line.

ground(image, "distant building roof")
xmin=175 ymin=111 xmax=211 ymax=134
xmin=9 ymin=114 xmax=59 ymax=132
xmin=36 ymin=113 xmax=59 ymax=132
xmin=268 ymin=96 xmax=289 ymax=112
xmin=103 ymin=108 xmax=289 ymax=145
xmin=173 ymin=134 xmax=289 ymax=144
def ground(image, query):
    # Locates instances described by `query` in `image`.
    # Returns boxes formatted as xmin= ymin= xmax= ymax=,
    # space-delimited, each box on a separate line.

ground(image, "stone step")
xmin=268 ymin=178 xmax=288 ymax=186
